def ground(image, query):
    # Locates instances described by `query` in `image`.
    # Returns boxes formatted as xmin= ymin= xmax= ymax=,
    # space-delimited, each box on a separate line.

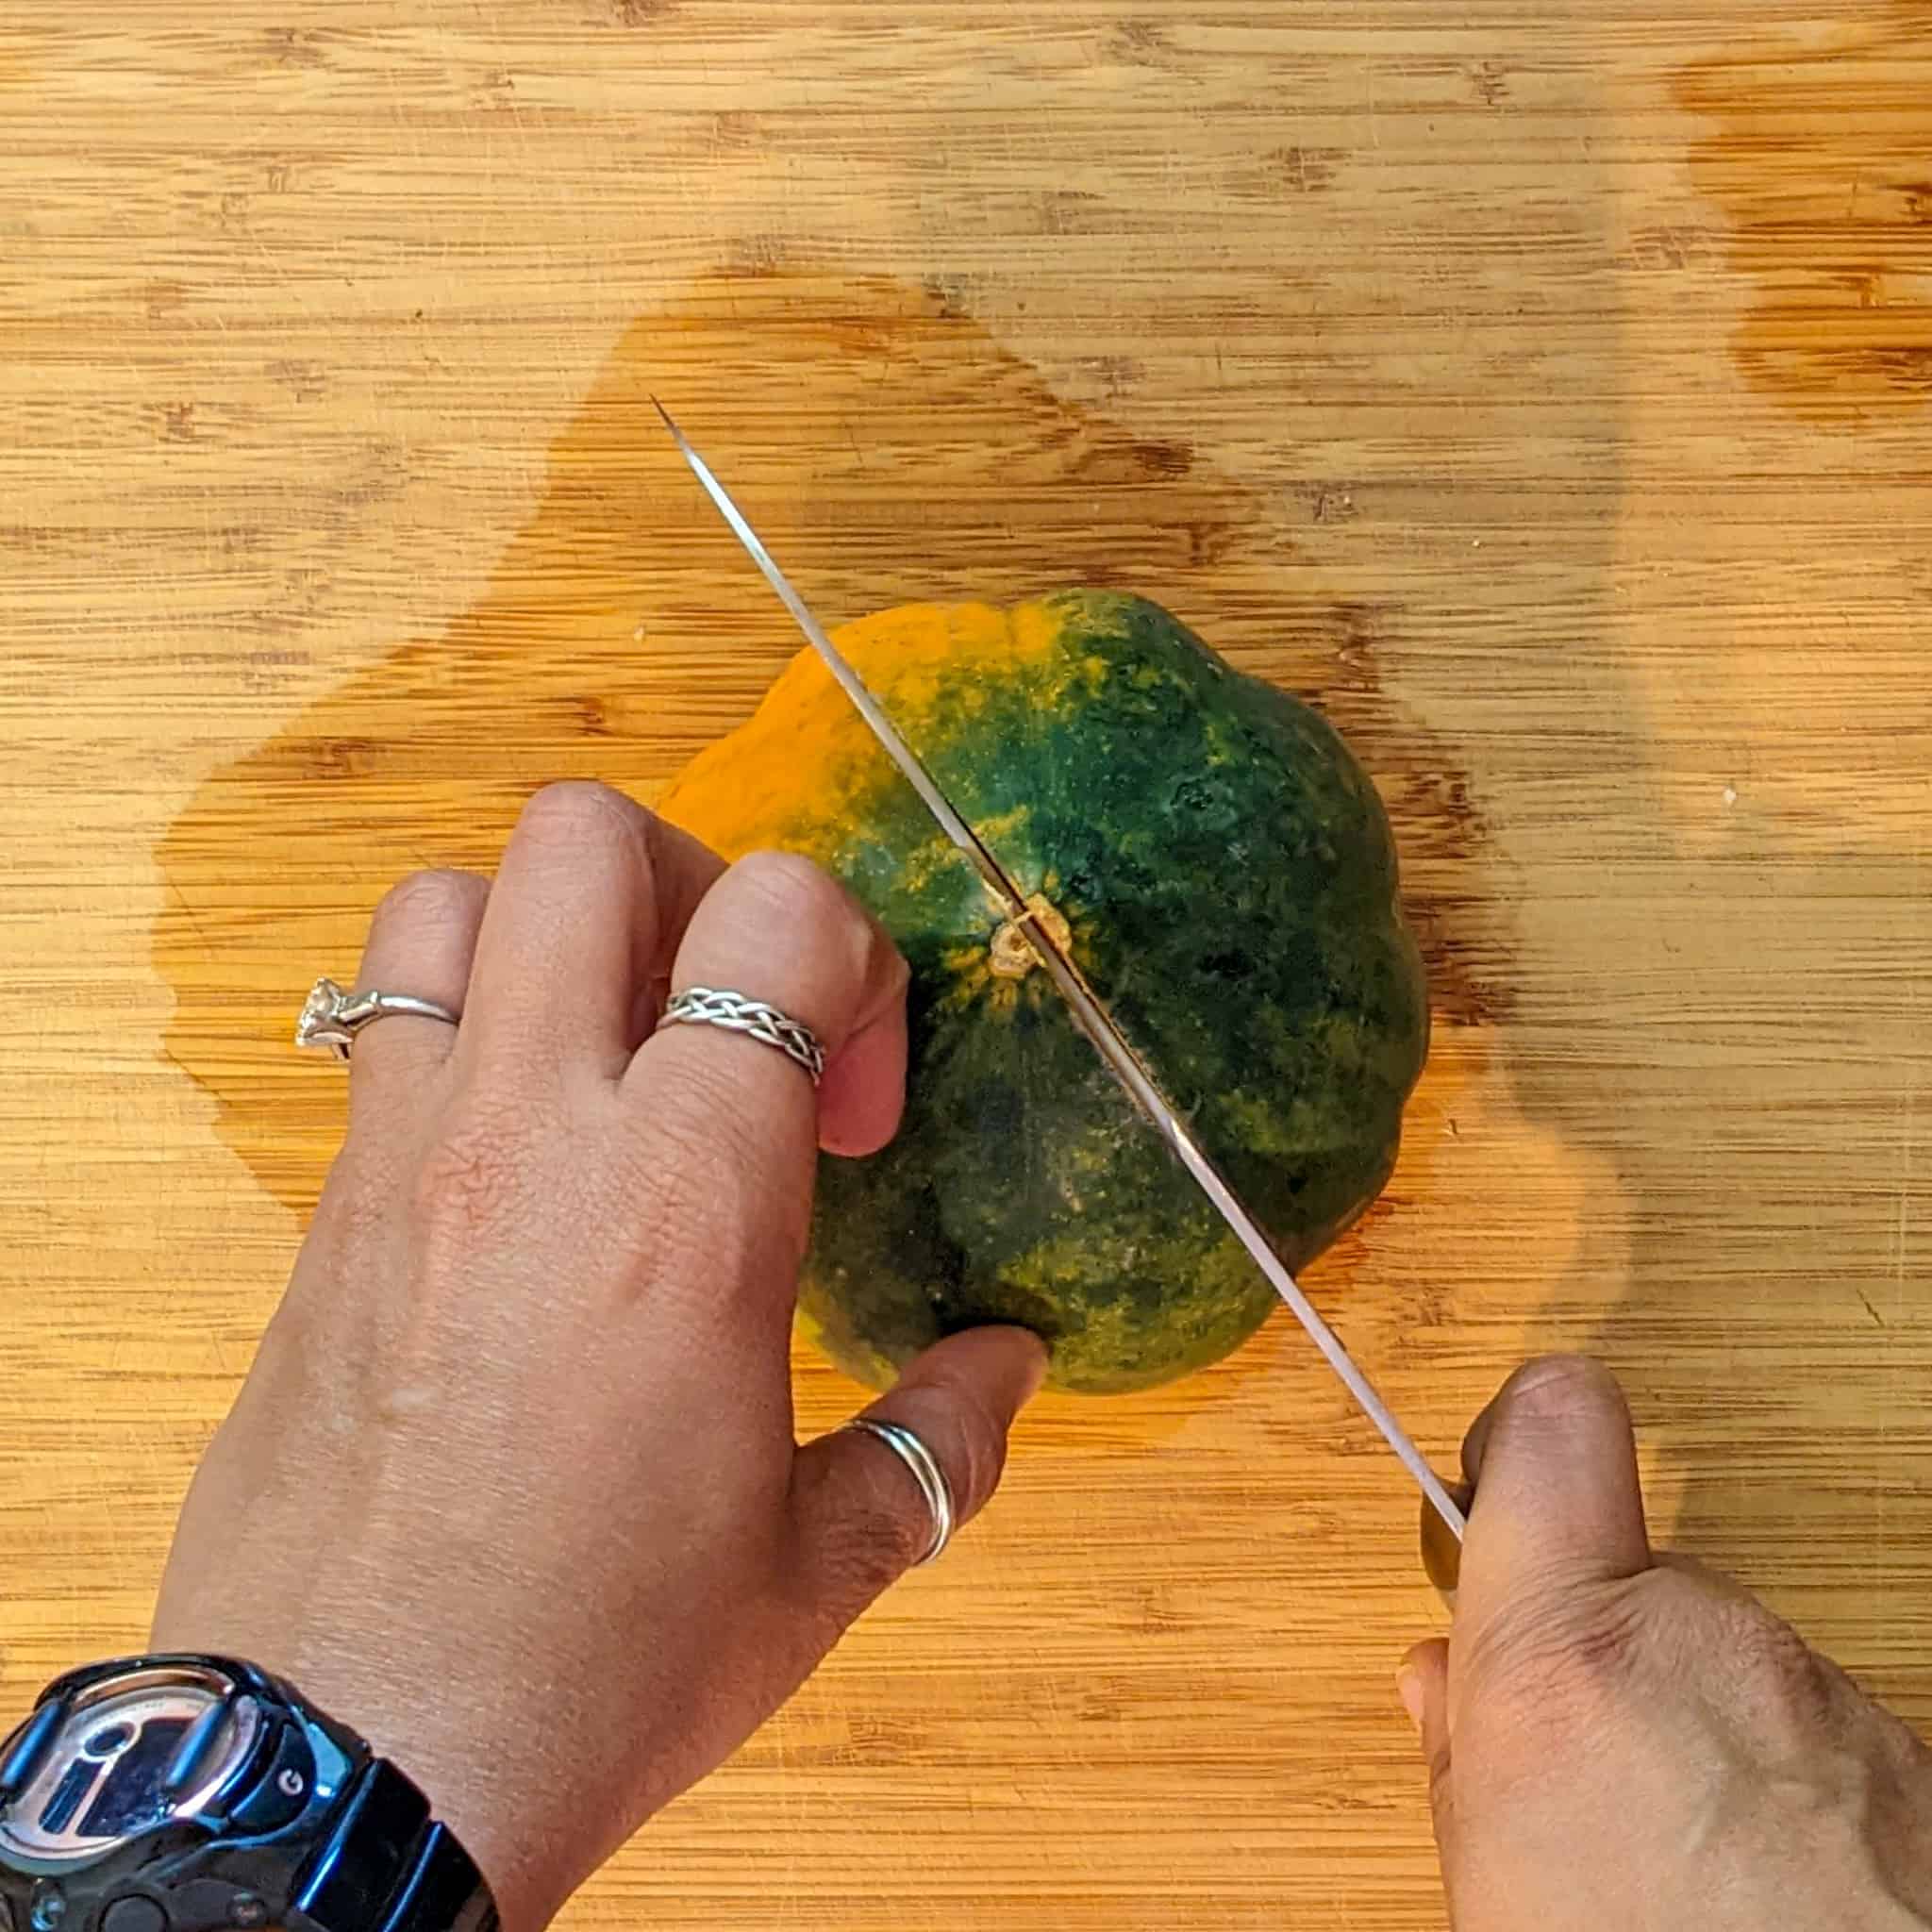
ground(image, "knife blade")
xmin=655 ymin=400 xmax=1468 ymax=1550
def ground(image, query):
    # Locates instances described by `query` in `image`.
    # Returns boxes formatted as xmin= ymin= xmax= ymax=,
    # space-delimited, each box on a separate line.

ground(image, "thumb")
xmin=790 ymin=1326 xmax=1048 ymax=1627
xmin=1399 ymin=1638 xmax=1454 ymax=1849
xmin=1456 ymin=1354 xmax=1652 ymax=1632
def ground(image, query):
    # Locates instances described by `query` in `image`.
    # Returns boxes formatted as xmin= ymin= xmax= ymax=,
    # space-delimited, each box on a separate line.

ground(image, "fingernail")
xmin=1395 ymin=1665 xmax=1425 ymax=1732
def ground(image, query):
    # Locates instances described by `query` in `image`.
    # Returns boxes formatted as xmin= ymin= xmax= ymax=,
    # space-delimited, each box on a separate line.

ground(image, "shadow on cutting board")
xmin=151 ymin=265 xmax=1507 ymax=1451
xmin=1553 ymin=8 xmax=1932 ymax=1669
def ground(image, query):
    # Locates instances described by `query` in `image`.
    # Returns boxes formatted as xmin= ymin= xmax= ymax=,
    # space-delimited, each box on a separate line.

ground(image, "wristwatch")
xmin=0 ymin=1656 xmax=497 ymax=1932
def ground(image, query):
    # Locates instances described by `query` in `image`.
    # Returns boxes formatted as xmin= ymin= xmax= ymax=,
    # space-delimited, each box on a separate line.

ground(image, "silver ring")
xmin=296 ymin=975 xmax=460 ymax=1061
xmin=842 ymin=1417 xmax=956 ymax=1566
xmin=660 ymin=986 xmax=825 ymax=1086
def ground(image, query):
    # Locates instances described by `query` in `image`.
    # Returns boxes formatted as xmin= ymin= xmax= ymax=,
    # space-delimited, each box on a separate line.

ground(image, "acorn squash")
xmin=657 ymin=591 xmax=1427 ymax=1393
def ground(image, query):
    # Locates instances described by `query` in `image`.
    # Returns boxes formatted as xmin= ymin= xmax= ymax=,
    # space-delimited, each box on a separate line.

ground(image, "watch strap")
xmin=294 ymin=1759 xmax=496 ymax=1932
xmin=386 ymin=1823 xmax=496 ymax=1932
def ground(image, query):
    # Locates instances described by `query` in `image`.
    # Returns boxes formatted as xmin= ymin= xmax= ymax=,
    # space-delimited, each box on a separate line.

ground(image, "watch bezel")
xmin=0 ymin=1662 xmax=263 ymax=1876
xmin=0 ymin=1656 xmax=492 ymax=1932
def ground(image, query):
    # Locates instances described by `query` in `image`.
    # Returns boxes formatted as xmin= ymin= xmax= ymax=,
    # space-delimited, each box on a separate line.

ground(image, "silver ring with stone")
xmin=296 ymin=975 xmax=461 ymax=1061
xmin=659 ymin=985 xmax=826 ymax=1086
xmin=842 ymin=1417 xmax=957 ymax=1566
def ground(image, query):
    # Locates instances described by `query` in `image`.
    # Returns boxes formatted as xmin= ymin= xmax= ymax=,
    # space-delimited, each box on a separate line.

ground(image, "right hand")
xmin=1403 ymin=1356 xmax=1932 ymax=1930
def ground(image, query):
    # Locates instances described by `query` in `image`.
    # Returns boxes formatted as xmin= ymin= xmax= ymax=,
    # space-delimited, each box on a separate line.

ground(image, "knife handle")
xmin=1421 ymin=1476 xmax=1476 ymax=1599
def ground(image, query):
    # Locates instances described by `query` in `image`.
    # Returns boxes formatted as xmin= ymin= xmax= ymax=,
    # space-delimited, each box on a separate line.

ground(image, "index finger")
xmin=1457 ymin=1355 xmax=1652 ymax=1628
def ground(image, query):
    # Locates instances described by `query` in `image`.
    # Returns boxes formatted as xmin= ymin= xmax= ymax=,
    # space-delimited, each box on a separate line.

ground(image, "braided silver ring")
xmin=296 ymin=975 xmax=460 ymax=1061
xmin=660 ymin=985 xmax=825 ymax=1086
xmin=841 ymin=1417 xmax=956 ymax=1566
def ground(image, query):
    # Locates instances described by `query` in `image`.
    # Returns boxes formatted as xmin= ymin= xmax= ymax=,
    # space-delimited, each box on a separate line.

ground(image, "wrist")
xmin=160 ymin=1646 xmax=562 ymax=1932
xmin=0 ymin=1653 xmax=498 ymax=1932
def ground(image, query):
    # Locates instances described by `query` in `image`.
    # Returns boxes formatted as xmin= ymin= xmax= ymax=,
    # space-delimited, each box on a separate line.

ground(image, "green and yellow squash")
xmin=658 ymin=591 xmax=1427 ymax=1393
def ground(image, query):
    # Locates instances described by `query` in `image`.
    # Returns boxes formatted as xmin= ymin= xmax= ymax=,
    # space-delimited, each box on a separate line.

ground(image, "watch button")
xmin=101 ymin=1899 xmax=166 ymax=1932
xmin=225 ymin=1724 xmax=314 ymax=1838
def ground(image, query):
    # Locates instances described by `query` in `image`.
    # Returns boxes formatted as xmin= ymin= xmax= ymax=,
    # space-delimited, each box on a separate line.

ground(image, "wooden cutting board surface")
xmin=4 ymin=5 xmax=1930 ymax=1927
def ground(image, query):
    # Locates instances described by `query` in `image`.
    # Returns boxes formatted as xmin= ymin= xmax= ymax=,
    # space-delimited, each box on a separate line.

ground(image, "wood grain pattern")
xmin=5 ymin=5 xmax=1930 ymax=1928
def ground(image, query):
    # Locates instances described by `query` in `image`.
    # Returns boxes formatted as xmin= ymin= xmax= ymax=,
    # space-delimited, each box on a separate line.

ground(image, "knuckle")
xmin=1540 ymin=1594 xmax=1650 ymax=1696
xmin=315 ymin=1141 xmax=400 ymax=1247
xmin=1467 ymin=1565 xmax=1832 ymax=1770
xmin=517 ymin=779 xmax=643 ymax=854
xmin=1466 ymin=1579 xmax=1652 ymax=1724
xmin=410 ymin=1106 xmax=534 ymax=1239
xmin=373 ymin=867 xmax=485 ymax=939
xmin=639 ymin=1049 xmax=771 ymax=1191
xmin=729 ymin=849 xmax=858 ymax=946
xmin=627 ymin=1131 xmax=734 ymax=1283
xmin=1721 ymin=1603 xmax=1834 ymax=1742
xmin=824 ymin=1498 xmax=924 ymax=1605
xmin=618 ymin=1089 xmax=777 ymax=1301
xmin=647 ymin=1029 xmax=756 ymax=1131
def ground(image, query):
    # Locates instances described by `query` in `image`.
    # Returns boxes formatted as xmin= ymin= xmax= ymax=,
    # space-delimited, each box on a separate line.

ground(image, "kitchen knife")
xmin=656 ymin=401 xmax=1470 ymax=1565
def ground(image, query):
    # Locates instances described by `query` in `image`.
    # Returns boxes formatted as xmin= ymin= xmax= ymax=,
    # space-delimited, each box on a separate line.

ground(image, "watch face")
xmin=0 ymin=1665 xmax=262 ymax=1870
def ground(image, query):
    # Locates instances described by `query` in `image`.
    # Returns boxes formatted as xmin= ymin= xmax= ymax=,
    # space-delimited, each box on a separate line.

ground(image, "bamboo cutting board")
xmin=4 ymin=5 xmax=1930 ymax=1928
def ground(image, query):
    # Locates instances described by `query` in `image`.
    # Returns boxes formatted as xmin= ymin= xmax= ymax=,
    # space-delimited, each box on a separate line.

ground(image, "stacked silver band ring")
xmin=660 ymin=986 xmax=826 ymax=1086
xmin=296 ymin=975 xmax=461 ymax=1060
xmin=843 ymin=1417 xmax=956 ymax=1566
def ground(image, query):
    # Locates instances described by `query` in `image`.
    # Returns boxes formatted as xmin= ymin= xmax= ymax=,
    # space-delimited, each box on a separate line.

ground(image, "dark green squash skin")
xmin=794 ymin=592 xmax=1428 ymax=1395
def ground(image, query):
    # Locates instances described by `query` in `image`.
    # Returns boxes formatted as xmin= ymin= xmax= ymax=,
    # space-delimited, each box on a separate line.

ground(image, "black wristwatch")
xmin=0 ymin=1656 xmax=497 ymax=1932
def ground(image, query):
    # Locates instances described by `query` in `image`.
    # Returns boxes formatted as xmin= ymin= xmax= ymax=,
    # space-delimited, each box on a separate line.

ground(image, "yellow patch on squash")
xmin=657 ymin=600 xmax=1061 ymax=862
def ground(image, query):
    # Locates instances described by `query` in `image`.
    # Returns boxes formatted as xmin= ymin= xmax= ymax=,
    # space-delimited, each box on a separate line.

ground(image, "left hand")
xmin=150 ymin=781 xmax=1046 ymax=1931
